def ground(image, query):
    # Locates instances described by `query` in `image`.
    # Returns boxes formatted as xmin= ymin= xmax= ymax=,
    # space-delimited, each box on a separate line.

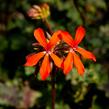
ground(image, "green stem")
xmin=43 ymin=19 xmax=53 ymax=34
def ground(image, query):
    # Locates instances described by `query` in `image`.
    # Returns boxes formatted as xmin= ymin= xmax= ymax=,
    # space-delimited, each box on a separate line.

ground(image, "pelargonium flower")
xmin=60 ymin=26 xmax=96 ymax=75
xmin=25 ymin=28 xmax=62 ymax=80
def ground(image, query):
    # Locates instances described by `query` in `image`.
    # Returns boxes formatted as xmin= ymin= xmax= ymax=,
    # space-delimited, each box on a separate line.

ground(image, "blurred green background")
xmin=0 ymin=0 xmax=109 ymax=109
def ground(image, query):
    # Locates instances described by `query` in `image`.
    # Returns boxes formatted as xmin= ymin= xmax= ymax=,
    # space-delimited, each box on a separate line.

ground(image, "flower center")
xmin=73 ymin=47 xmax=76 ymax=51
xmin=45 ymin=50 xmax=51 ymax=55
xmin=69 ymin=48 xmax=74 ymax=52
xmin=69 ymin=46 xmax=78 ymax=53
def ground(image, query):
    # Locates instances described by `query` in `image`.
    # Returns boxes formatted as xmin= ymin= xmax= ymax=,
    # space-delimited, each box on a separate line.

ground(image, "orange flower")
xmin=60 ymin=26 xmax=96 ymax=75
xmin=25 ymin=28 xmax=62 ymax=80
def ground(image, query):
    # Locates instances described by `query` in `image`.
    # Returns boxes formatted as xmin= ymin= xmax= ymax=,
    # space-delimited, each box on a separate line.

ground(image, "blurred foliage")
xmin=0 ymin=0 xmax=109 ymax=109
xmin=0 ymin=80 xmax=41 ymax=108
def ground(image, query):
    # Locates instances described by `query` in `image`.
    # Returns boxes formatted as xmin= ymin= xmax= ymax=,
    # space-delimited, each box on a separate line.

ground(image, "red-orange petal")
xmin=34 ymin=28 xmax=47 ymax=50
xmin=74 ymin=26 xmax=86 ymax=45
xmin=39 ymin=54 xmax=51 ymax=80
xmin=76 ymin=47 xmax=96 ymax=62
xmin=73 ymin=52 xmax=85 ymax=76
xmin=50 ymin=52 xmax=62 ymax=68
xmin=24 ymin=52 xmax=45 ymax=66
xmin=47 ymin=30 xmax=61 ymax=50
xmin=63 ymin=52 xmax=73 ymax=75
xmin=60 ymin=31 xmax=74 ymax=47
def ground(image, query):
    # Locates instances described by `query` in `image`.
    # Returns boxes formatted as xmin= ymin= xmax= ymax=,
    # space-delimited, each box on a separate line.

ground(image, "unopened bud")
xmin=28 ymin=3 xmax=50 ymax=20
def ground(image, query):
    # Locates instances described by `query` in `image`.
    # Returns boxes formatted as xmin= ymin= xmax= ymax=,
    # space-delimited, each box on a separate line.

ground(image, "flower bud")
xmin=28 ymin=3 xmax=50 ymax=20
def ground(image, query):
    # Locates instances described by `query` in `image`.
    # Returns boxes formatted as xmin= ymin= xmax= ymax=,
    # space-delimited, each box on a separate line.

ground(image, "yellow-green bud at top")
xmin=28 ymin=3 xmax=50 ymax=20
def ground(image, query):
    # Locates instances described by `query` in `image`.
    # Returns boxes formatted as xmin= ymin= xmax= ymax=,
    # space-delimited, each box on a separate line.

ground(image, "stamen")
xmin=73 ymin=47 xmax=76 ymax=51
xmin=69 ymin=48 xmax=74 ymax=52
xmin=48 ymin=51 xmax=51 ymax=54
xmin=43 ymin=51 xmax=46 ymax=54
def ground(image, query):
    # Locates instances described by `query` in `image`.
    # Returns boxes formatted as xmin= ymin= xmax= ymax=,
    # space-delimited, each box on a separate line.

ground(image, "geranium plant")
xmin=25 ymin=3 xmax=96 ymax=109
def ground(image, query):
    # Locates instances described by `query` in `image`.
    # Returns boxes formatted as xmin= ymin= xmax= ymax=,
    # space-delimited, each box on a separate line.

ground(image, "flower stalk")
xmin=51 ymin=68 xmax=56 ymax=109
xmin=43 ymin=19 xmax=56 ymax=109
xmin=43 ymin=19 xmax=53 ymax=35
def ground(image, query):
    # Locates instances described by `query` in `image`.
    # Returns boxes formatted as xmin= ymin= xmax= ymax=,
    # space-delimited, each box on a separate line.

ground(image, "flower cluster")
xmin=25 ymin=26 xmax=96 ymax=80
